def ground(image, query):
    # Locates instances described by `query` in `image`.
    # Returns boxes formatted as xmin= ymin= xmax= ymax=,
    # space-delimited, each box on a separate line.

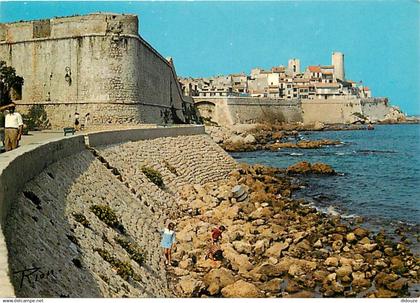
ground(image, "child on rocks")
xmin=161 ymin=222 xmax=176 ymax=266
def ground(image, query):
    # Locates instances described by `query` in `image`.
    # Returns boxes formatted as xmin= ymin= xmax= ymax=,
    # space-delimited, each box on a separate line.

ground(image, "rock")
xmin=196 ymin=258 xmax=221 ymax=270
xmin=249 ymin=207 xmax=273 ymax=220
xmin=332 ymin=240 xmax=343 ymax=251
xmin=178 ymin=276 xmax=204 ymax=296
xmin=327 ymin=273 xmax=337 ymax=282
xmin=375 ymin=272 xmax=399 ymax=286
xmin=223 ymin=245 xmax=253 ymax=272
xmin=254 ymin=239 xmax=269 ymax=255
xmin=243 ymin=134 xmax=256 ymax=144
xmin=386 ymin=278 xmax=407 ymax=291
xmin=351 ymin=271 xmax=365 ymax=280
xmin=384 ymin=247 xmax=394 ymax=256
xmin=229 ymin=135 xmax=245 ymax=145
xmin=292 ymin=231 xmax=307 ymax=243
xmin=346 ymin=233 xmax=356 ymax=242
xmin=285 ymin=279 xmax=301 ymax=293
xmin=203 ymin=268 xmax=236 ymax=295
xmin=221 ymin=280 xmax=263 ymax=298
xmin=250 ymin=262 xmax=282 ymax=278
xmin=311 ymin=162 xmax=335 ymax=175
xmin=313 ymin=270 xmax=329 ymax=282
xmin=265 ymin=241 xmax=289 ymax=258
xmin=359 ymin=237 xmax=371 ymax=245
xmin=352 ymin=278 xmax=371 ymax=289
xmin=286 ymin=161 xmax=312 ymax=175
xmin=259 ymin=278 xmax=283 ymax=293
xmin=233 ymin=241 xmax=252 ymax=255
xmin=336 ymin=265 xmax=352 ymax=278
xmin=172 ymin=267 xmax=190 ymax=276
xmin=325 ymin=257 xmax=339 ymax=267
xmin=285 ymin=290 xmax=316 ymax=298
xmin=372 ymin=250 xmax=382 ymax=259
xmin=353 ymin=227 xmax=369 ymax=238
xmin=331 ymin=280 xmax=345 ymax=293
xmin=390 ymin=256 xmax=404 ymax=271
xmin=288 ymin=264 xmax=305 ymax=277
xmin=313 ymin=239 xmax=323 ymax=248
xmin=313 ymin=121 xmax=325 ymax=131
xmin=179 ymin=259 xmax=191 ymax=269
xmin=375 ymin=288 xmax=398 ymax=298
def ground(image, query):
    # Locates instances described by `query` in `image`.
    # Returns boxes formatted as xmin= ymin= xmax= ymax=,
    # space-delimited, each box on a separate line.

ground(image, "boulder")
xmin=346 ymin=233 xmax=357 ymax=242
xmin=285 ymin=279 xmax=301 ymax=293
xmin=352 ymin=278 xmax=371 ymax=289
xmin=250 ymin=262 xmax=283 ymax=279
xmin=286 ymin=161 xmax=312 ymax=175
xmin=223 ymin=245 xmax=253 ymax=272
xmin=254 ymin=239 xmax=270 ymax=255
xmin=259 ymin=278 xmax=283 ymax=293
xmin=233 ymin=241 xmax=252 ymax=255
xmin=390 ymin=256 xmax=404 ymax=271
xmin=311 ymin=162 xmax=335 ymax=175
xmin=265 ymin=241 xmax=289 ymax=258
xmin=324 ymin=257 xmax=338 ymax=267
xmin=336 ymin=265 xmax=352 ymax=278
xmin=203 ymin=268 xmax=236 ymax=295
xmin=386 ymin=278 xmax=408 ymax=291
xmin=276 ymin=257 xmax=316 ymax=274
xmin=353 ymin=227 xmax=369 ymax=238
xmin=375 ymin=272 xmax=398 ymax=286
xmin=375 ymin=288 xmax=398 ymax=298
xmin=178 ymin=276 xmax=204 ymax=296
xmin=243 ymin=134 xmax=256 ymax=144
xmin=313 ymin=121 xmax=325 ymax=131
xmin=221 ymin=280 xmax=263 ymax=298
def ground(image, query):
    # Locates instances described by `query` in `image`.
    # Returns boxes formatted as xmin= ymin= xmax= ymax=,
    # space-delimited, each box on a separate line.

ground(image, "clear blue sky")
xmin=0 ymin=1 xmax=419 ymax=115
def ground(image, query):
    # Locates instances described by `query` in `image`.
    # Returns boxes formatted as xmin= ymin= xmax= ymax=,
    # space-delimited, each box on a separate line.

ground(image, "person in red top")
xmin=207 ymin=226 xmax=226 ymax=261
xmin=211 ymin=226 xmax=225 ymax=244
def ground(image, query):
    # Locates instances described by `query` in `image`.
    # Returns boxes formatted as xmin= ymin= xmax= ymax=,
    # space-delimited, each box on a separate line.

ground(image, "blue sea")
xmin=231 ymin=124 xmax=420 ymax=245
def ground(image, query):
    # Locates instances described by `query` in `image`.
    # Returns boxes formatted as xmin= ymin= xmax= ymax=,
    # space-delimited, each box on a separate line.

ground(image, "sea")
xmin=231 ymin=124 xmax=420 ymax=250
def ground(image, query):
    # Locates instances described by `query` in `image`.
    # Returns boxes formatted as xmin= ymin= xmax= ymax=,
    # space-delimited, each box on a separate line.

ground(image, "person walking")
xmin=160 ymin=222 xmax=176 ymax=266
xmin=4 ymin=103 xmax=23 ymax=151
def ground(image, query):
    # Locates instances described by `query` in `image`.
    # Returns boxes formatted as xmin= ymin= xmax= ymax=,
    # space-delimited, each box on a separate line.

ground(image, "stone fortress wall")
xmin=0 ymin=14 xmax=196 ymax=128
xmin=194 ymin=96 xmax=393 ymax=126
xmin=0 ymin=126 xmax=237 ymax=297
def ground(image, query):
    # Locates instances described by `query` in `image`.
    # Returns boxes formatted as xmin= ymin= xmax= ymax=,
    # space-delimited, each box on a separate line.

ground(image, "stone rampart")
xmin=0 ymin=126 xmax=230 ymax=297
xmin=0 ymin=14 xmax=195 ymax=128
xmin=194 ymin=96 xmax=394 ymax=127
xmin=194 ymin=97 xmax=302 ymax=126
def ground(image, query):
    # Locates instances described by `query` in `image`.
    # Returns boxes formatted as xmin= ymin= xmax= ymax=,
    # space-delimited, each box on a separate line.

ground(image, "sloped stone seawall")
xmin=0 ymin=127 xmax=236 ymax=297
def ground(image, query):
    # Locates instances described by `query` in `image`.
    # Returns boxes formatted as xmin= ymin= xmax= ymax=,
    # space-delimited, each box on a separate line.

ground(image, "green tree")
xmin=0 ymin=61 xmax=24 ymax=106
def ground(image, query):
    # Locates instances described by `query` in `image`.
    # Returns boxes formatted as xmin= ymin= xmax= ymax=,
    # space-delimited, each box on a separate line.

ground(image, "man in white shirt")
xmin=4 ymin=103 xmax=23 ymax=151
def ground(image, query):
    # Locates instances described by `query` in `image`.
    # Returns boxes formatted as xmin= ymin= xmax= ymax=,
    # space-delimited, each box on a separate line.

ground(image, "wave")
xmin=290 ymin=152 xmax=303 ymax=156
xmin=356 ymin=149 xmax=397 ymax=154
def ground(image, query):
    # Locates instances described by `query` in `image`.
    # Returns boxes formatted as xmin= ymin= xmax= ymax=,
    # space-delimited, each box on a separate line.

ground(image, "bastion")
xmin=0 ymin=13 xmax=197 ymax=128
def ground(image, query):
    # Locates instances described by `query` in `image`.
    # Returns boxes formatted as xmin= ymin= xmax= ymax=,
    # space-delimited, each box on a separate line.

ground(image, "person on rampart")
xmin=74 ymin=112 xmax=80 ymax=131
xmin=1 ymin=103 xmax=23 ymax=151
xmin=160 ymin=222 xmax=176 ymax=266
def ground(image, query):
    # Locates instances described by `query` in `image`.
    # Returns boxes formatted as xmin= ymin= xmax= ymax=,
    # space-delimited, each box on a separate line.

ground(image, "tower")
xmin=287 ymin=58 xmax=300 ymax=75
xmin=332 ymin=52 xmax=345 ymax=81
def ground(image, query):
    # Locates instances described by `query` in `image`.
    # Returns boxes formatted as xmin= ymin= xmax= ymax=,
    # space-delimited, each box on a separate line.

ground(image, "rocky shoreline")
xmin=169 ymin=163 xmax=419 ymax=298
xmin=206 ymin=124 xmax=345 ymax=153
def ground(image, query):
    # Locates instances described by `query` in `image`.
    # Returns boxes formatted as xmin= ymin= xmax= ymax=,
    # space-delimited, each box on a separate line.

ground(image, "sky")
xmin=0 ymin=1 xmax=419 ymax=115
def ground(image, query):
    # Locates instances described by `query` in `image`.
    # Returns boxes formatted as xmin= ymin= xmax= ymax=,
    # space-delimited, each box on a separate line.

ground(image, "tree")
xmin=0 ymin=61 xmax=24 ymax=106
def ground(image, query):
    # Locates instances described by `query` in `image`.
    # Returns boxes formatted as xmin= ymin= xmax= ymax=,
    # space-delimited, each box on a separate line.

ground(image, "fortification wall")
xmin=194 ymin=97 xmax=302 ymax=126
xmin=301 ymin=97 xmax=363 ymax=124
xmin=0 ymin=126 xmax=219 ymax=297
xmin=0 ymin=14 xmax=192 ymax=128
xmin=361 ymin=98 xmax=390 ymax=122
